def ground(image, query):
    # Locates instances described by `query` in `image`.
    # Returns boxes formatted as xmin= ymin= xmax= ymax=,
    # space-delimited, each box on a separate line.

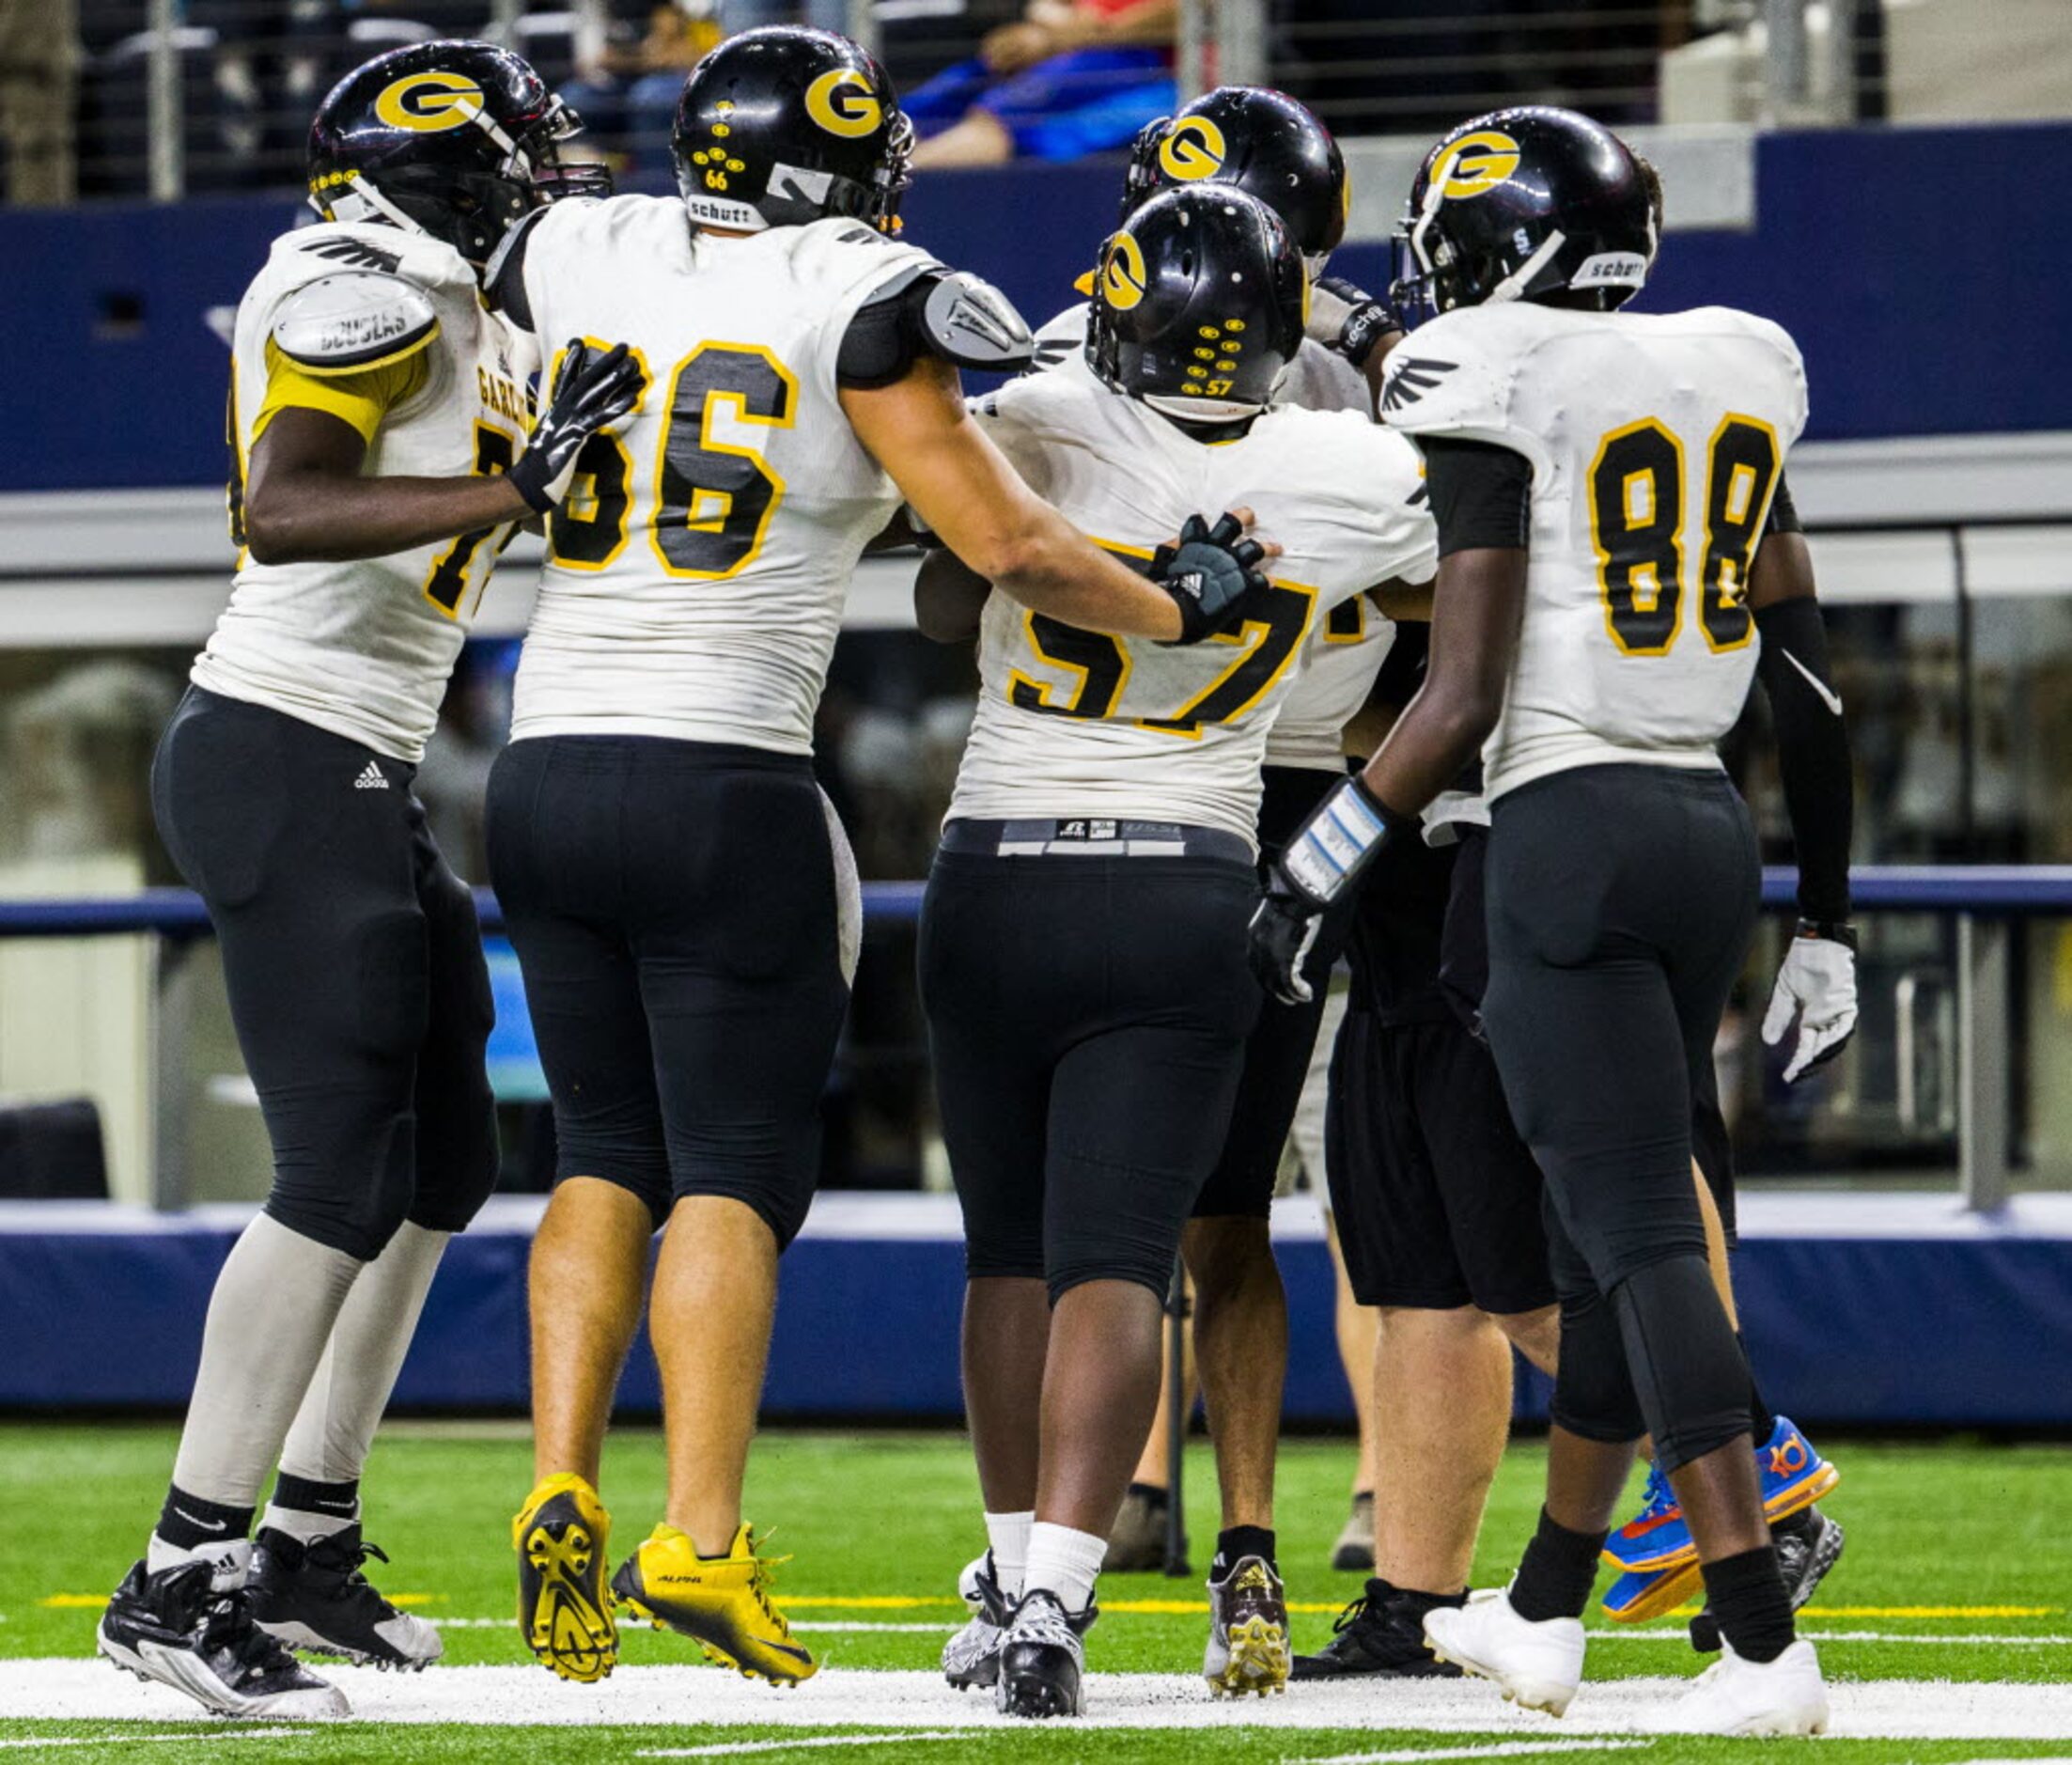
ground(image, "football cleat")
xmin=1600 ymin=1557 xmax=1705 ymax=1625
xmin=1423 ymin=1585 xmax=1585 ymax=1717
xmin=249 ymin=1525 xmax=442 ymax=1670
xmin=611 ymin=1522 xmax=817 ymax=1686
xmin=1293 ymin=1579 xmax=1464 ymax=1680
xmin=995 ymin=1587 xmax=1093 ymax=1719
xmin=1689 ymin=1506 xmax=1846 ymax=1653
xmin=513 ymin=1472 xmax=616 ymax=1682
xmin=99 ymin=1557 xmax=350 ymax=1719
xmin=1603 ymin=1418 xmax=1839 ymax=1575
xmin=1203 ymin=1554 xmax=1289 ymax=1696
xmin=1331 ymin=1492 xmax=1376 ymax=1572
xmin=943 ymin=1550 xmax=1011 ymax=1691
xmin=1642 ymin=1637 xmax=1830 ymax=1736
xmin=1105 ymin=1484 xmax=1176 ymax=1573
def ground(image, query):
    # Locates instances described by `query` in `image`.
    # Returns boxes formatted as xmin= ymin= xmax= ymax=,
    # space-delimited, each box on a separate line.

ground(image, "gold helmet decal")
xmin=1100 ymin=230 xmax=1148 ymax=311
xmin=1430 ymin=129 xmax=1521 ymax=199
xmin=374 ymin=70 xmax=487 ymax=134
xmin=1157 ymin=115 xmax=1226 ymax=181
xmin=805 ymin=69 xmax=884 ymax=139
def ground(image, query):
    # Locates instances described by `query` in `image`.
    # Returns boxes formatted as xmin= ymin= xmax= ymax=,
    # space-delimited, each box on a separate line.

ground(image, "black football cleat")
xmin=99 ymin=1557 xmax=350 ymax=1718
xmin=248 ymin=1525 xmax=442 ymax=1670
xmin=995 ymin=1587 xmax=1096 ymax=1719
xmin=1291 ymin=1578 xmax=1466 ymax=1680
xmin=942 ymin=1550 xmax=1011 ymax=1691
xmin=1689 ymin=1505 xmax=1846 ymax=1654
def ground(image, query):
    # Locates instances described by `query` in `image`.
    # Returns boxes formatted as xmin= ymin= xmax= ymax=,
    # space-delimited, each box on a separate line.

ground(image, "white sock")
xmin=1022 ymin=1521 xmax=1106 ymax=1616
xmin=169 ymin=1214 xmax=364 ymax=1511
xmin=985 ymin=1509 xmax=1034 ymax=1600
xmin=266 ymin=1223 xmax=451 ymax=1542
xmin=146 ymin=1533 xmax=252 ymax=1589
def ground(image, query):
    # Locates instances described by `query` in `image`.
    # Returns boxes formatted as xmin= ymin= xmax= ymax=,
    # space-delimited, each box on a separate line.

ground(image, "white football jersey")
xmin=1028 ymin=301 xmax=1389 ymax=773
xmin=506 ymin=196 xmax=938 ymax=753
xmin=194 ymin=222 xmax=535 ymax=763
xmin=949 ymin=368 xmax=1436 ymax=846
xmin=1383 ymin=302 xmax=1807 ymax=802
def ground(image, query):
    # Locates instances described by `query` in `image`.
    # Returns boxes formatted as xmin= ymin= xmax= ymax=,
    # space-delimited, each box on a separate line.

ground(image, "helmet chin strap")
xmin=1486 ymin=227 xmax=1566 ymax=305
xmin=1143 ymin=391 xmax=1270 ymax=422
xmin=318 ymin=174 xmax=431 ymax=239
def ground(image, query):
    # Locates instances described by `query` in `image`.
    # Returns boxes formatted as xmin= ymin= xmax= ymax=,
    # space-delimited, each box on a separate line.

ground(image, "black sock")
xmin=1509 ymin=1507 xmax=1607 ymax=1622
xmin=156 ymin=1485 xmax=255 ymax=1554
xmin=1703 ymin=1544 xmax=1795 ymax=1663
xmin=1739 ymin=1335 xmax=1777 ymax=1443
xmin=268 ymin=1472 xmax=359 ymax=1527
xmin=1214 ymin=1525 xmax=1276 ymax=1575
xmin=1126 ymin=1480 xmax=1170 ymax=1509
xmin=1367 ymin=1575 xmax=1466 ymax=1610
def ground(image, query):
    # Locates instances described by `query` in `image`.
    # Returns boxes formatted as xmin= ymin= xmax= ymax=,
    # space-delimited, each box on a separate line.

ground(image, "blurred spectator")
xmin=721 ymin=0 xmax=849 ymax=33
xmin=906 ymin=0 xmax=1175 ymax=167
xmin=560 ymin=2 xmax=720 ymax=173
xmin=1 ymin=0 xmax=80 ymax=202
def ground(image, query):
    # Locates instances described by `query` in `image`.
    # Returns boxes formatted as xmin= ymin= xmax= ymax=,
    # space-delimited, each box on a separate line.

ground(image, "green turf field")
xmin=4 ymin=1423 xmax=2069 ymax=1761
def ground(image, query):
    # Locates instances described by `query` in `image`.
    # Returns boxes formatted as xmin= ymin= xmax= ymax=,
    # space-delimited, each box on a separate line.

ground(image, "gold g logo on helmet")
xmin=1431 ymin=129 xmax=1521 ymax=199
xmin=374 ymin=70 xmax=486 ymax=133
xmin=1100 ymin=230 xmax=1148 ymax=311
xmin=805 ymin=69 xmax=884 ymax=138
xmin=1157 ymin=115 xmax=1226 ymax=181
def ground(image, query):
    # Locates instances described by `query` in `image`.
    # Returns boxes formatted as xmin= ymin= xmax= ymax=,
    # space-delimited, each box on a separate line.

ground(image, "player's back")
xmin=1385 ymin=300 xmax=1807 ymax=800
xmin=952 ymin=367 xmax=1434 ymax=846
xmin=507 ymin=195 xmax=938 ymax=756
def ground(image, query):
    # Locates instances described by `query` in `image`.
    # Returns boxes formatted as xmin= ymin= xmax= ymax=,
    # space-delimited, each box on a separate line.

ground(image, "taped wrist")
xmin=1754 ymin=594 xmax=1853 ymax=922
xmin=1277 ymin=774 xmax=1404 ymax=909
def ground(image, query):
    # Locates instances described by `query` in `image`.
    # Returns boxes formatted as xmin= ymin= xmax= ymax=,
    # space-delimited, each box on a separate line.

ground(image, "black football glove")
xmin=1150 ymin=511 xmax=1272 ymax=645
xmin=1307 ymin=275 xmax=1403 ymax=373
xmin=1247 ymin=773 xmax=1402 ymax=1005
xmin=508 ymin=340 xmax=646 ymax=513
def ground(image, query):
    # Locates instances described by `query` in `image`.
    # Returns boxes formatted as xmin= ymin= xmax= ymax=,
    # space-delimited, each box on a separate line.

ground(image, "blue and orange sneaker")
xmin=1601 ymin=1558 xmax=1706 ymax=1624
xmin=1603 ymin=1418 xmax=1839 ymax=1576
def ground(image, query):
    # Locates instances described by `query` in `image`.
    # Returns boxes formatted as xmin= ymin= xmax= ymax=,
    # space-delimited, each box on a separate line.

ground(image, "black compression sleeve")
xmin=1420 ymin=436 xmax=1533 ymax=556
xmin=1369 ymin=619 xmax=1429 ymax=711
xmin=837 ymin=274 xmax=940 ymax=388
xmin=1764 ymin=471 xmax=1802 ymax=537
xmin=1754 ymin=594 xmax=1853 ymax=922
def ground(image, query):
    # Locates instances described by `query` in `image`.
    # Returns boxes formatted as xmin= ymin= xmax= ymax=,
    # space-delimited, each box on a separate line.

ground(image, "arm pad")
xmin=837 ymin=269 xmax=1035 ymax=388
xmin=1754 ymin=593 xmax=1854 ymax=922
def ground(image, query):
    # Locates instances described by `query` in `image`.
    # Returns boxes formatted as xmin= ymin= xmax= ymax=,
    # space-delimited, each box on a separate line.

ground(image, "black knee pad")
xmin=1549 ymin=1284 xmax=1645 ymax=1444
xmin=1609 ymin=1254 xmax=1754 ymax=1475
xmin=409 ymin=1077 xmax=499 ymax=1233
xmin=265 ymin=1098 xmax=416 ymax=1261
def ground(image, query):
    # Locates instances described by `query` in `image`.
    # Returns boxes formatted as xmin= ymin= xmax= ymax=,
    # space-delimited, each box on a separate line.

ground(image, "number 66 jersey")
xmin=494 ymin=194 xmax=941 ymax=752
xmin=1380 ymin=301 xmax=1808 ymax=801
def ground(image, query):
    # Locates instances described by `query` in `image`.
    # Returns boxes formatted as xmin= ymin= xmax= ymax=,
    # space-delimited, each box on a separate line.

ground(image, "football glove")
xmin=1762 ymin=920 xmax=1860 ymax=1083
xmin=1306 ymin=275 xmax=1402 ymax=372
xmin=1150 ymin=511 xmax=1272 ymax=645
xmin=508 ymin=340 xmax=646 ymax=513
xmin=1248 ymin=774 xmax=1401 ymax=1005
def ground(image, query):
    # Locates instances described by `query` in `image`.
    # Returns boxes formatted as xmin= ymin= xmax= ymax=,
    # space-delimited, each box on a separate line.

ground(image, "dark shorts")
xmin=919 ymin=821 xmax=1260 ymax=1303
xmin=1194 ymin=766 xmax=1349 ymax=1220
xmin=485 ymin=735 xmax=850 ymax=1248
xmin=151 ymin=686 xmax=497 ymax=1259
xmin=1325 ymin=1007 xmax=1555 ymax=1314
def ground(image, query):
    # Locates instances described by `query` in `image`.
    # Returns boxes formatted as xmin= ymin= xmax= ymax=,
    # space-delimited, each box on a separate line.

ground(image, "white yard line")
xmin=3 ymin=1661 xmax=2069 ymax=1740
xmin=636 ymin=1734 xmax=964 ymax=1758
xmin=0 ymin=1729 xmax=308 ymax=1751
xmin=1290 ymin=1742 xmax=1652 ymax=1765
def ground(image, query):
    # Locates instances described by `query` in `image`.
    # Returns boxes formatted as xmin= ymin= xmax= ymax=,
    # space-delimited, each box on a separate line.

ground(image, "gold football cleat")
xmin=611 ymin=1522 xmax=818 ymax=1686
xmin=513 ymin=1472 xmax=617 ymax=1682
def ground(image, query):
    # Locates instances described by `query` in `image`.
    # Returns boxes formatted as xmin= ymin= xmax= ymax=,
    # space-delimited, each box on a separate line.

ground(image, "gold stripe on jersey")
xmin=252 ymin=338 xmax=431 ymax=445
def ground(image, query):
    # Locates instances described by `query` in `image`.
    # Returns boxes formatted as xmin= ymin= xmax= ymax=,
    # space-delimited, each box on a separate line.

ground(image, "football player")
xmin=96 ymin=42 xmax=637 ymax=1719
xmin=480 ymin=27 xmax=1275 ymax=1690
xmin=1250 ymin=107 xmax=1854 ymax=1735
xmin=918 ymin=185 xmax=1437 ymax=1718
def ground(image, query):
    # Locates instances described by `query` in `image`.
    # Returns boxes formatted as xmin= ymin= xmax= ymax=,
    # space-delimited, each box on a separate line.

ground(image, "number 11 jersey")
xmin=1380 ymin=302 xmax=1807 ymax=802
xmin=505 ymin=195 xmax=939 ymax=754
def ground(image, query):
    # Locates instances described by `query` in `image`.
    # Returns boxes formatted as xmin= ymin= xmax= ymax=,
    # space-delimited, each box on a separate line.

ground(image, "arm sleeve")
xmin=1420 ymin=436 xmax=1533 ymax=557
xmin=252 ymin=337 xmax=429 ymax=445
xmin=1754 ymin=592 xmax=1854 ymax=922
xmin=836 ymin=275 xmax=934 ymax=388
xmin=1764 ymin=469 xmax=1802 ymax=537
xmin=1368 ymin=620 xmax=1429 ymax=711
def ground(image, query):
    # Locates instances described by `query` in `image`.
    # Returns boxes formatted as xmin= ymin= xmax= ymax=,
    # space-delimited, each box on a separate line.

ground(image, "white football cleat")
xmin=1422 ymin=1586 xmax=1585 ymax=1717
xmin=1644 ymin=1637 xmax=1830 ymax=1736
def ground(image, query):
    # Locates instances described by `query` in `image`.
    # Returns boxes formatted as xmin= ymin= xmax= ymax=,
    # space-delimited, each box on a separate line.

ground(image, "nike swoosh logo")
xmin=1783 ymin=648 xmax=1844 ymax=717
xmin=767 ymin=1640 xmax=814 ymax=1663
xmin=171 ymin=1507 xmax=230 ymax=1534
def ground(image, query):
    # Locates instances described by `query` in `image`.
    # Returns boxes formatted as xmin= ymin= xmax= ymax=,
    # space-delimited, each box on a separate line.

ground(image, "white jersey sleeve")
xmin=1383 ymin=302 xmax=1808 ymax=801
xmin=507 ymin=198 xmax=940 ymax=754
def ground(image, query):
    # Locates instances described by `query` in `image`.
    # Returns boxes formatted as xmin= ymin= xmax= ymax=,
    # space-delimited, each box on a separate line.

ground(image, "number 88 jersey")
xmin=504 ymin=195 xmax=941 ymax=754
xmin=1381 ymin=301 xmax=1808 ymax=802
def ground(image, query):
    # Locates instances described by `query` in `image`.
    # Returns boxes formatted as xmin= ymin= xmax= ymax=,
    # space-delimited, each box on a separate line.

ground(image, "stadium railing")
xmin=2 ymin=864 xmax=2068 ymax=1213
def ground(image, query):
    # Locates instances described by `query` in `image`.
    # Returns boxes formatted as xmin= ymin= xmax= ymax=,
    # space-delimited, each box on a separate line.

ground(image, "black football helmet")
xmin=671 ymin=26 xmax=912 ymax=234
xmin=1087 ymin=185 xmax=1307 ymax=422
xmin=307 ymin=40 xmax=608 ymax=266
xmin=1121 ymin=86 xmax=1348 ymax=277
xmin=1391 ymin=106 xmax=1656 ymax=325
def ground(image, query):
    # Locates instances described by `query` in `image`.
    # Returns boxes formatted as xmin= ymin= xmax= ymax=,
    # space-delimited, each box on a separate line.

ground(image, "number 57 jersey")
xmin=504 ymin=195 xmax=940 ymax=753
xmin=1381 ymin=301 xmax=1808 ymax=801
xmin=950 ymin=365 xmax=1437 ymax=848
